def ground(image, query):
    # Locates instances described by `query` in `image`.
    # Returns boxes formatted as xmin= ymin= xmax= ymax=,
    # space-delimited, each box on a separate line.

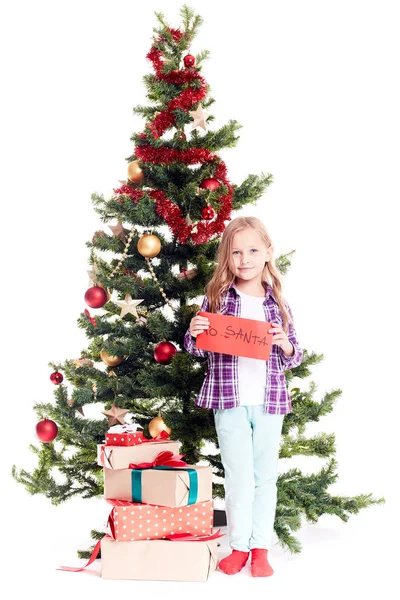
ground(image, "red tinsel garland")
xmin=113 ymin=184 xmax=142 ymax=203
xmin=135 ymin=145 xmax=215 ymax=165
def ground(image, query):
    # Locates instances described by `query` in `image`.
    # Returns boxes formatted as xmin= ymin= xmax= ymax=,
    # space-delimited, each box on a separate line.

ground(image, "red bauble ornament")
xmin=183 ymin=54 xmax=195 ymax=68
xmin=36 ymin=419 xmax=58 ymax=443
xmin=201 ymin=206 xmax=215 ymax=220
xmin=50 ymin=371 xmax=63 ymax=385
xmin=174 ymin=131 xmax=186 ymax=141
xmin=200 ymin=178 xmax=220 ymax=191
xmin=84 ymin=285 xmax=108 ymax=309
xmin=154 ymin=341 xmax=178 ymax=365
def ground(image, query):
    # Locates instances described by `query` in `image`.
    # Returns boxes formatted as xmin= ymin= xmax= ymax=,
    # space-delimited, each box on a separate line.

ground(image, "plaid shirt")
xmin=184 ymin=282 xmax=303 ymax=414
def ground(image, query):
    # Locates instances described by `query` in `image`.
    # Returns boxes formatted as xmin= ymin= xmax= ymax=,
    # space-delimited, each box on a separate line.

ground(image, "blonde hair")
xmin=206 ymin=216 xmax=291 ymax=332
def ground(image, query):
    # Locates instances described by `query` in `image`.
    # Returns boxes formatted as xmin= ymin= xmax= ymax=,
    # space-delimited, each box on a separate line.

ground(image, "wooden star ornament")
xmin=87 ymin=262 xmax=100 ymax=285
xmin=66 ymin=398 xmax=85 ymax=416
xmin=115 ymin=295 xmax=144 ymax=319
xmin=109 ymin=222 xmax=130 ymax=244
xmin=189 ymin=105 xmax=210 ymax=131
xmin=72 ymin=358 xmax=94 ymax=368
xmin=101 ymin=404 xmax=129 ymax=426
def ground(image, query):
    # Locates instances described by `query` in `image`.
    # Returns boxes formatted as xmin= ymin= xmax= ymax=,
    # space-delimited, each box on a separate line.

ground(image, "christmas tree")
xmin=12 ymin=6 xmax=382 ymax=555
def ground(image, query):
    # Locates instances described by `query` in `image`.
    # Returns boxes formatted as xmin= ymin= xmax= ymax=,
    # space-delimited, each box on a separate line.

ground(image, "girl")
xmin=184 ymin=216 xmax=303 ymax=577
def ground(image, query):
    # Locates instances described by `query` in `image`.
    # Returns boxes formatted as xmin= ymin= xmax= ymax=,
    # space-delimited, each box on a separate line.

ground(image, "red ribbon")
xmin=150 ymin=430 xmax=170 ymax=441
xmin=181 ymin=267 xmax=188 ymax=278
xmin=129 ymin=450 xmax=187 ymax=470
xmin=84 ymin=309 xmax=97 ymax=327
xmin=57 ymin=536 xmax=108 ymax=572
xmin=163 ymin=529 xmax=224 ymax=542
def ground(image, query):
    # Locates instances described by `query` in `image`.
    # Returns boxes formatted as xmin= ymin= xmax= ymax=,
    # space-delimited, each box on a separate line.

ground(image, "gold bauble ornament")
xmin=137 ymin=233 xmax=161 ymax=258
xmin=127 ymin=160 xmax=144 ymax=183
xmin=148 ymin=415 xmax=171 ymax=438
xmin=100 ymin=349 xmax=124 ymax=367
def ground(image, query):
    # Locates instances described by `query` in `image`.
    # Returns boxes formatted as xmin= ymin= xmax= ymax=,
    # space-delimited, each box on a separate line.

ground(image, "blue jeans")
xmin=214 ymin=406 xmax=284 ymax=552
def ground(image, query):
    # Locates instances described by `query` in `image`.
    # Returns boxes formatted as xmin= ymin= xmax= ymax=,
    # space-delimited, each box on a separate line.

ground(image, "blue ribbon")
xmin=131 ymin=467 xmax=198 ymax=505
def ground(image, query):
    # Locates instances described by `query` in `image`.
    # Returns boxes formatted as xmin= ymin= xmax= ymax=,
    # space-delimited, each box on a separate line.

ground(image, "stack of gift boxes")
xmin=97 ymin=425 xmax=220 ymax=582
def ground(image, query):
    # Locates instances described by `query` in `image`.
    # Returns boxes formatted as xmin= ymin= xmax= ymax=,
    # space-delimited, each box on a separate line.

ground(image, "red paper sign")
xmin=196 ymin=312 xmax=273 ymax=360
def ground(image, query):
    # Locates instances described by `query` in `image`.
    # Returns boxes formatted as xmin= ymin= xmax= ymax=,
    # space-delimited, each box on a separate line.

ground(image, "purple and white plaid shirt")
xmin=184 ymin=282 xmax=303 ymax=415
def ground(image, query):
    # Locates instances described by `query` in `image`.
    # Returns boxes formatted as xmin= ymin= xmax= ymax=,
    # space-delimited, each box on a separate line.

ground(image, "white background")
xmin=1 ymin=0 xmax=399 ymax=597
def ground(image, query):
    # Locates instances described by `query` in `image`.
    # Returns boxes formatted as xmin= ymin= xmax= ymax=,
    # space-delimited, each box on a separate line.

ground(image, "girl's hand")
xmin=190 ymin=315 xmax=210 ymax=338
xmin=269 ymin=323 xmax=294 ymax=357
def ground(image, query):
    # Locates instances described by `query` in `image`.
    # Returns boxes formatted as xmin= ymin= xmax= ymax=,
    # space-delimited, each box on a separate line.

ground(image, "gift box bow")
xmin=129 ymin=450 xmax=187 ymax=469
xmin=107 ymin=424 xmax=141 ymax=435
xmin=128 ymin=451 xmax=199 ymax=505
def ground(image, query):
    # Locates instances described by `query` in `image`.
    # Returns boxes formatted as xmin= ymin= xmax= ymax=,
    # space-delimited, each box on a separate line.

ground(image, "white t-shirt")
xmin=237 ymin=290 xmax=267 ymax=406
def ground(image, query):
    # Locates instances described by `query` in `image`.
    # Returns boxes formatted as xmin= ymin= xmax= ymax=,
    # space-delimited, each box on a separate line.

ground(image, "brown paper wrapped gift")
xmin=100 ymin=536 xmax=218 ymax=581
xmin=97 ymin=440 xmax=180 ymax=470
xmin=104 ymin=464 xmax=212 ymax=507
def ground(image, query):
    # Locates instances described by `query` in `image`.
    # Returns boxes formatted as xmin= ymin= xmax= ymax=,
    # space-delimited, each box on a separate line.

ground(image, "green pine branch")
xmin=275 ymin=460 xmax=384 ymax=552
xmin=280 ymin=432 xmax=336 ymax=458
xmin=232 ymin=173 xmax=274 ymax=209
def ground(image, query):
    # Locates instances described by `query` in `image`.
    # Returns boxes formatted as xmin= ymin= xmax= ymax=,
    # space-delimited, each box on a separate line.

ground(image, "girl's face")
xmin=230 ymin=227 xmax=272 ymax=283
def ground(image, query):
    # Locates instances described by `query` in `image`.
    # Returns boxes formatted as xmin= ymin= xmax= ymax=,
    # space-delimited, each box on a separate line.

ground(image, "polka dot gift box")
xmin=105 ymin=424 xmax=145 ymax=447
xmin=107 ymin=498 xmax=214 ymax=541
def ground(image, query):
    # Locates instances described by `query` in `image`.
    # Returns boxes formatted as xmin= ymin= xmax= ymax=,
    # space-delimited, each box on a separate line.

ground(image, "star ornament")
xmin=189 ymin=105 xmax=210 ymax=131
xmin=87 ymin=262 xmax=100 ymax=285
xmin=101 ymin=404 xmax=129 ymax=426
xmin=67 ymin=399 xmax=85 ymax=416
xmin=72 ymin=358 xmax=94 ymax=368
xmin=109 ymin=222 xmax=130 ymax=244
xmin=115 ymin=295 xmax=143 ymax=319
